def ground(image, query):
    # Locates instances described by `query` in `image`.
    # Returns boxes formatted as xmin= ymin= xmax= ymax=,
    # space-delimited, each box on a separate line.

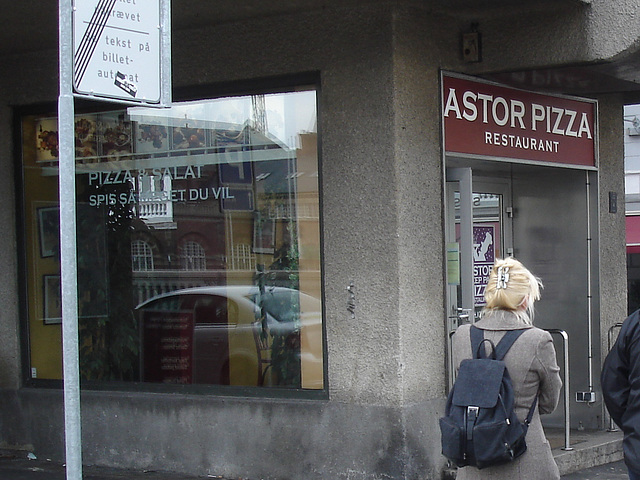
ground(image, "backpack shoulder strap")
xmin=469 ymin=325 xmax=487 ymax=359
xmin=470 ymin=325 xmax=527 ymax=360
xmin=493 ymin=329 xmax=527 ymax=360
xmin=497 ymin=329 xmax=539 ymax=429
xmin=525 ymin=396 xmax=538 ymax=427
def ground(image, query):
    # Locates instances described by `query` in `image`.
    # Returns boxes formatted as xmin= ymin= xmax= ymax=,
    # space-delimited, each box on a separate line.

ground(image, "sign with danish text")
xmin=73 ymin=0 xmax=163 ymax=104
xmin=442 ymin=73 xmax=597 ymax=168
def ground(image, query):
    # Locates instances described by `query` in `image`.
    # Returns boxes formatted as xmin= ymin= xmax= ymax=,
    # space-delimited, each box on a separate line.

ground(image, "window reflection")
xmin=132 ymin=240 xmax=154 ymax=271
xmin=180 ymin=241 xmax=207 ymax=271
xmin=21 ymin=88 xmax=323 ymax=390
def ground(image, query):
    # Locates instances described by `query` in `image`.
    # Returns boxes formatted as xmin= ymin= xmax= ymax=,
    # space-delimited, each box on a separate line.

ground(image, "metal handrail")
xmin=545 ymin=329 xmax=572 ymax=451
xmin=606 ymin=323 xmax=624 ymax=432
xmin=448 ymin=327 xmax=457 ymax=389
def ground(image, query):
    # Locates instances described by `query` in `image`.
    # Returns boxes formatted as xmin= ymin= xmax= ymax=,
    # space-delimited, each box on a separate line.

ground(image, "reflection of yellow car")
xmin=136 ymin=286 xmax=323 ymax=389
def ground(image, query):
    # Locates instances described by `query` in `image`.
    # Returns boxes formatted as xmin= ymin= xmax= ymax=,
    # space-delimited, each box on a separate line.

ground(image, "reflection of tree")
xmin=77 ymin=180 xmax=138 ymax=381
xmin=269 ymin=221 xmax=299 ymax=277
xmin=252 ymin=153 xmax=303 ymax=387
xmin=255 ymin=220 xmax=301 ymax=388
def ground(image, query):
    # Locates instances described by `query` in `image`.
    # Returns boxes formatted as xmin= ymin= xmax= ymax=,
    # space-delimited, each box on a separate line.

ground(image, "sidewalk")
xmin=0 ymin=428 xmax=627 ymax=480
xmin=0 ymin=455 xmax=632 ymax=480
xmin=562 ymin=459 xmax=629 ymax=478
xmin=0 ymin=454 xmax=228 ymax=480
xmin=549 ymin=428 xmax=624 ymax=476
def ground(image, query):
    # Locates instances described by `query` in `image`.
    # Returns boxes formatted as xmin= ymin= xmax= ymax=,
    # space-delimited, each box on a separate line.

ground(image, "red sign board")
xmin=442 ymin=73 xmax=597 ymax=168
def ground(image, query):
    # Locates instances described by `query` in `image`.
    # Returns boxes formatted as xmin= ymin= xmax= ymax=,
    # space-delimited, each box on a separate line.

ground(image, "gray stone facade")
xmin=0 ymin=1 xmax=636 ymax=478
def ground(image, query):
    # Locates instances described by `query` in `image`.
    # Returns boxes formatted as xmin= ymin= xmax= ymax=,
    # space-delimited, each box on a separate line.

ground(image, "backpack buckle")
xmin=465 ymin=406 xmax=479 ymax=441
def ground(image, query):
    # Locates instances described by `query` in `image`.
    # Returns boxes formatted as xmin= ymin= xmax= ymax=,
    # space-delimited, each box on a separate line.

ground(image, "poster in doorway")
xmin=473 ymin=224 xmax=496 ymax=307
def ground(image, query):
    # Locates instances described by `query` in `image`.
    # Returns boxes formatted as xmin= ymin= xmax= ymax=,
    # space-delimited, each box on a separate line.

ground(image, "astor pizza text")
xmin=443 ymin=87 xmax=593 ymax=139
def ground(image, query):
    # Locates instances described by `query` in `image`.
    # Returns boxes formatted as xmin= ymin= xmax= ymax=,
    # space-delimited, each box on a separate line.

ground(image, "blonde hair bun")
xmin=483 ymin=257 xmax=542 ymax=325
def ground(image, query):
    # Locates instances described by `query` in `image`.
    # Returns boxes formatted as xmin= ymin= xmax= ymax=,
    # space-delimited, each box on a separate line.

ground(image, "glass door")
xmin=445 ymin=168 xmax=512 ymax=384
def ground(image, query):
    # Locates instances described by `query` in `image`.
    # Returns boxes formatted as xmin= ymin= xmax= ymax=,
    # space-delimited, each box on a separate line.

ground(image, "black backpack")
xmin=439 ymin=326 xmax=537 ymax=469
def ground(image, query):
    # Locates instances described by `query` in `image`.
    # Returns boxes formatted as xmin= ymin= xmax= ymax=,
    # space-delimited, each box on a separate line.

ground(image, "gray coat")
xmin=451 ymin=310 xmax=562 ymax=480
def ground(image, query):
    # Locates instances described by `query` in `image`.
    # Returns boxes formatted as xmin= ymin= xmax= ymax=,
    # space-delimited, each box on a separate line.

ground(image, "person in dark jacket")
xmin=601 ymin=309 xmax=640 ymax=480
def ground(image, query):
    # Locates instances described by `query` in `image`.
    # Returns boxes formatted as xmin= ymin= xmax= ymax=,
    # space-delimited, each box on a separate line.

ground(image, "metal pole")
xmin=159 ymin=0 xmax=172 ymax=107
xmin=607 ymin=323 xmax=623 ymax=432
xmin=585 ymin=171 xmax=594 ymax=392
xmin=546 ymin=329 xmax=572 ymax=451
xmin=59 ymin=1 xmax=83 ymax=479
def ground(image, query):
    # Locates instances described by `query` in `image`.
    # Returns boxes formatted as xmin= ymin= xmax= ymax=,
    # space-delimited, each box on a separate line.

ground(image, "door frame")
xmin=444 ymin=166 xmax=513 ymax=386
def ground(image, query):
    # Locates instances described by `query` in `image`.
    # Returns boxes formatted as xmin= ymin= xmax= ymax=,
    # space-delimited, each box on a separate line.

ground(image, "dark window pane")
xmin=21 ymin=89 xmax=323 ymax=390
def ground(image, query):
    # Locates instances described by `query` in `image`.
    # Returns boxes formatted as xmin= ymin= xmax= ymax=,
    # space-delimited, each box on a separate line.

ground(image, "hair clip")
xmin=496 ymin=266 xmax=510 ymax=289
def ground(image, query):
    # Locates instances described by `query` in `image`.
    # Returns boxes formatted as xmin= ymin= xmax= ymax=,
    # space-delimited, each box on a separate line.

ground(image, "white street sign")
xmin=73 ymin=0 xmax=162 ymax=104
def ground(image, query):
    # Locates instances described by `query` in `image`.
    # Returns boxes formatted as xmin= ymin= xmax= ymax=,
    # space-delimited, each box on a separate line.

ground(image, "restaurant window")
xmin=20 ymin=87 xmax=323 ymax=390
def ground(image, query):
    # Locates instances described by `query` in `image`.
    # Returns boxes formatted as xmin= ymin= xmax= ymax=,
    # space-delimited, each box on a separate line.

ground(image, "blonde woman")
xmin=451 ymin=257 xmax=562 ymax=480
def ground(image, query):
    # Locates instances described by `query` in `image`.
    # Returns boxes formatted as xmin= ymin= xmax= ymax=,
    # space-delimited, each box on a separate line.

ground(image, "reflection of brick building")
xmin=128 ymin=125 xmax=319 ymax=305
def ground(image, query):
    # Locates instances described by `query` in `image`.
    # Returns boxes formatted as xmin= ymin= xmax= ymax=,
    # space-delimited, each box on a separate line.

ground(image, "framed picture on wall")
xmin=43 ymin=274 xmax=62 ymax=325
xmin=35 ymin=117 xmax=59 ymax=162
xmin=38 ymin=206 xmax=59 ymax=258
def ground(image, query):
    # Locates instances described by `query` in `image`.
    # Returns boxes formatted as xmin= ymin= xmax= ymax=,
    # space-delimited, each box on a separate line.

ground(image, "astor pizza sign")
xmin=442 ymin=73 xmax=597 ymax=168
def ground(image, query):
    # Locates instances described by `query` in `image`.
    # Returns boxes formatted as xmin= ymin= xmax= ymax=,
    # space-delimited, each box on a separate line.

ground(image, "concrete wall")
xmin=596 ymin=96 xmax=628 ymax=385
xmin=0 ymin=1 xmax=636 ymax=479
xmin=0 ymin=48 xmax=58 ymax=391
xmin=0 ymin=4 xmax=451 ymax=479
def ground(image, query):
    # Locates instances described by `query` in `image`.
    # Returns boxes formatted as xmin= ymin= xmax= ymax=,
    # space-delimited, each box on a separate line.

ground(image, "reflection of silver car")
xmin=136 ymin=286 xmax=323 ymax=388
